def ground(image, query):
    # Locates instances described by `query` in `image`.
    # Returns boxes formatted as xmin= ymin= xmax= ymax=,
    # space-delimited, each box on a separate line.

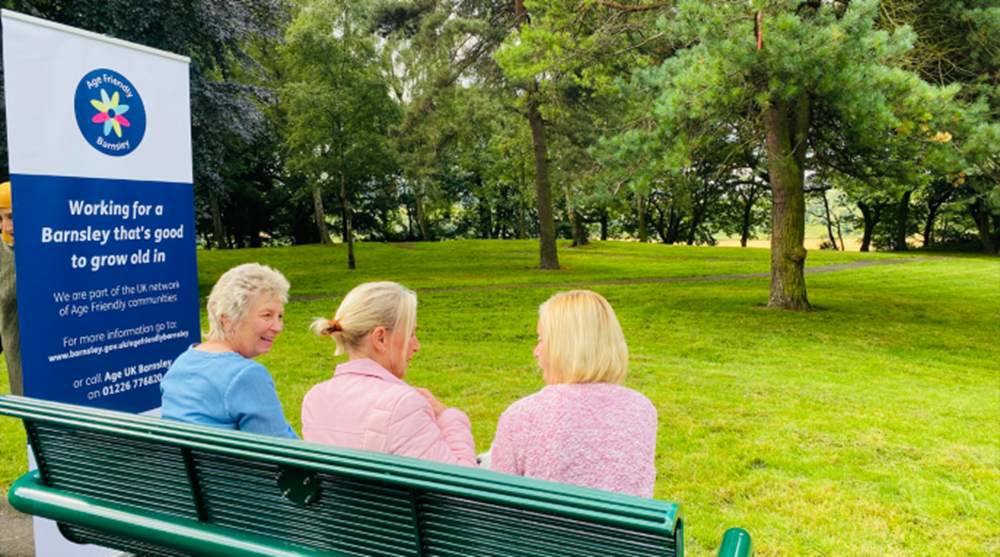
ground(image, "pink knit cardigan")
xmin=302 ymin=358 xmax=477 ymax=467
xmin=490 ymin=383 xmax=657 ymax=497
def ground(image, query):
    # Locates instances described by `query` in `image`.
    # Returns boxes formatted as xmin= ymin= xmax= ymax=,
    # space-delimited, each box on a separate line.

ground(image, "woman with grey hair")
xmin=161 ymin=263 xmax=297 ymax=438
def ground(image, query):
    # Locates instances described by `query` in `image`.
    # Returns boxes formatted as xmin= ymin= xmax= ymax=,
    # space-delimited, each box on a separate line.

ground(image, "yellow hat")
xmin=0 ymin=181 xmax=10 ymax=210
xmin=0 ymin=181 xmax=11 ymax=246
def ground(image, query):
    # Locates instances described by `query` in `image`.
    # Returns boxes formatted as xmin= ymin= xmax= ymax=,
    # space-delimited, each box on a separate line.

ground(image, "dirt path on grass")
xmin=291 ymin=258 xmax=921 ymax=300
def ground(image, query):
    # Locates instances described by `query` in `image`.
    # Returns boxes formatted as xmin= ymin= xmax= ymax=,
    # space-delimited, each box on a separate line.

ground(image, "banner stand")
xmin=2 ymin=10 xmax=199 ymax=557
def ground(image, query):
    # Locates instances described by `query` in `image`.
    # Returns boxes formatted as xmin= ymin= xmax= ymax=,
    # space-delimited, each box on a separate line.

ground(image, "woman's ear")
xmin=370 ymin=326 xmax=388 ymax=353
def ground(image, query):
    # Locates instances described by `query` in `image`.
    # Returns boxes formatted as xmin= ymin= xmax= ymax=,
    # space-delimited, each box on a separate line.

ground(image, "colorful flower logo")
xmin=90 ymin=89 xmax=131 ymax=138
xmin=74 ymin=68 xmax=146 ymax=157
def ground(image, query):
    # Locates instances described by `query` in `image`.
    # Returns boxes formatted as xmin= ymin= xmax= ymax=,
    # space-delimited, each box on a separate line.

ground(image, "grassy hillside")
xmin=2 ymin=240 xmax=998 ymax=556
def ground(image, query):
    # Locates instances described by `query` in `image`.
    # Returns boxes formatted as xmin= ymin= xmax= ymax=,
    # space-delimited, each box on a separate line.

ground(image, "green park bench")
xmin=1 ymin=395 xmax=752 ymax=557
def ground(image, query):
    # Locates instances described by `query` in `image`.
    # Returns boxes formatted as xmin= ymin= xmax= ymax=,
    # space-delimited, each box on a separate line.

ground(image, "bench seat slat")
xmin=62 ymin=525 xmax=192 ymax=557
xmin=9 ymin=471 xmax=343 ymax=557
xmin=203 ymin=510 xmax=414 ymax=557
xmin=419 ymin=510 xmax=672 ymax=555
xmin=199 ymin=487 xmax=419 ymax=541
xmin=417 ymin=500 xmax=675 ymax=557
xmin=34 ymin=476 xmax=199 ymax=520
xmin=196 ymin=476 xmax=414 ymax=521
xmin=196 ymin=452 xmax=418 ymax=501
xmin=206 ymin=506 xmax=419 ymax=555
xmin=421 ymin=536 xmax=676 ymax=557
xmin=41 ymin=465 xmax=197 ymax=507
xmin=419 ymin=493 xmax=674 ymax=544
xmin=195 ymin=461 xmax=415 ymax=513
xmin=421 ymin=526 xmax=670 ymax=557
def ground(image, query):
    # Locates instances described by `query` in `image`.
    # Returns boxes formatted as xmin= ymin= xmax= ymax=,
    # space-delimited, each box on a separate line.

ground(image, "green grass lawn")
xmin=2 ymin=240 xmax=998 ymax=556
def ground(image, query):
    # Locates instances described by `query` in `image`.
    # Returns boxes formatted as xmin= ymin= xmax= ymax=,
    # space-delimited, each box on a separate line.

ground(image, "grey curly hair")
xmin=205 ymin=263 xmax=289 ymax=341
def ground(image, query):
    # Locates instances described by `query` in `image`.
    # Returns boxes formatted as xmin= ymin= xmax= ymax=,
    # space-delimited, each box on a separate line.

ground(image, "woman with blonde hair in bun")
xmin=489 ymin=290 xmax=657 ymax=497
xmin=302 ymin=281 xmax=476 ymax=466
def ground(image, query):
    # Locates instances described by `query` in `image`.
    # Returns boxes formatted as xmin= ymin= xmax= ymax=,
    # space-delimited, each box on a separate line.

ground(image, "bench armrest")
xmin=717 ymin=527 xmax=752 ymax=557
xmin=8 ymin=471 xmax=338 ymax=557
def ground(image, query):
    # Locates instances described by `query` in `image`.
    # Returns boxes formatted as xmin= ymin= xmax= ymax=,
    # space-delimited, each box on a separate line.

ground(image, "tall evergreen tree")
xmin=613 ymin=0 xmax=960 ymax=308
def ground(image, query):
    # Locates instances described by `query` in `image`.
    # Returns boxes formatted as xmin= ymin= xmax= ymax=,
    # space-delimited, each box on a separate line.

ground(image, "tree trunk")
xmin=821 ymin=189 xmax=838 ymax=250
xmin=685 ymin=214 xmax=699 ymax=245
xmin=740 ymin=184 xmax=759 ymax=248
xmin=414 ymin=190 xmax=432 ymax=241
xmin=892 ymin=189 xmax=912 ymax=252
xmin=340 ymin=207 xmax=348 ymax=243
xmin=922 ymin=186 xmax=950 ymax=248
xmin=570 ymin=210 xmax=589 ymax=247
xmin=340 ymin=171 xmax=355 ymax=269
xmin=835 ymin=217 xmax=846 ymax=252
xmin=312 ymin=182 xmax=332 ymax=245
xmin=686 ymin=199 xmax=706 ymax=246
xmin=517 ymin=198 xmax=528 ymax=240
xmin=652 ymin=204 xmax=667 ymax=242
xmin=515 ymin=1 xmax=558 ymax=268
xmin=636 ymin=193 xmax=648 ymax=242
xmin=763 ymin=95 xmax=810 ymax=310
xmin=379 ymin=207 xmax=390 ymax=241
xmin=740 ymin=196 xmax=753 ymax=247
xmin=479 ymin=199 xmax=493 ymax=239
xmin=858 ymin=200 xmax=881 ymax=252
xmin=600 ymin=207 xmax=609 ymax=241
xmin=665 ymin=205 xmax=681 ymax=244
xmin=923 ymin=205 xmax=938 ymax=248
xmin=525 ymin=88 xmax=559 ymax=269
xmin=517 ymin=164 xmax=529 ymax=239
xmin=566 ymin=189 xmax=589 ymax=247
xmin=405 ymin=202 xmax=415 ymax=240
xmin=476 ymin=174 xmax=492 ymax=239
xmin=209 ymin=190 xmax=226 ymax=249
xmin=970 ymin=197 xmax=998 ymax=255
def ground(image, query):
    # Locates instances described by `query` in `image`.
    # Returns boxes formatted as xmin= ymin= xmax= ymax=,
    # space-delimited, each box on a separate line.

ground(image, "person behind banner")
xmin=489 ymin=290 xmax=658 ymax=497
xmin=161 ymin=263 xmax=297 ymax=439
xmin=301 ymin=281 xmax=476 ymax=466
xmin=0 ymin=181 xmax=23 ymax=396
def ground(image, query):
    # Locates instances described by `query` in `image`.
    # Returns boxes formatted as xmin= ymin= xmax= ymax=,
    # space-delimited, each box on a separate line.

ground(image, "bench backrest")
xmin=2 ymin=396 xmax=683 ymax=557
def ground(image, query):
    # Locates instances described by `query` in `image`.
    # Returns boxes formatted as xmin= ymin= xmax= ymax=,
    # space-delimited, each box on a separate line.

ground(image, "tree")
xmin=495 ymin=0 xmax=677 ymax=260
xmin=282 ymin=0 xmax=400 ymax=268
xmin=881 ymin=0 xmax=1000 ymax=254
xmin=0 ymin=1 xmax=289 ymax=247
xmin=618 ymin=0 xmax=960 ymax=308
xmin=502 ymin=0 xmax=560 ymax=268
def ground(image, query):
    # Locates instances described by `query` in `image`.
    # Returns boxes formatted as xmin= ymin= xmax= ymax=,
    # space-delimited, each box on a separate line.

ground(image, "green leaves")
xmin=280 ymin=0 xmax=400 ymax=195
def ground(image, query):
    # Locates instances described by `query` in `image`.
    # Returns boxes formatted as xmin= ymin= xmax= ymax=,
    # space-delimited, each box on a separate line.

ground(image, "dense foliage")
xmin=0 ymin=0 xmax=996 ymax=280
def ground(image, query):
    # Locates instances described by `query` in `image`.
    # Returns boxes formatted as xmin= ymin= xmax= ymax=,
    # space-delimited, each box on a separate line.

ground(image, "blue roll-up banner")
xmin=2 ymin=9 xmax=198 ymax=556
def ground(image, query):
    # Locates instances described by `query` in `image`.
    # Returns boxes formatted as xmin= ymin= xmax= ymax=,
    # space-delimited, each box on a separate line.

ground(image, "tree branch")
xmin=596 ymin=0 xmax=670 ymax=13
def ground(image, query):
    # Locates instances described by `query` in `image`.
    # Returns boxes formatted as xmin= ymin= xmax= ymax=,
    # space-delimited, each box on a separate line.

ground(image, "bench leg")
xmin=717 ymin=527 xmax=752 ymax=557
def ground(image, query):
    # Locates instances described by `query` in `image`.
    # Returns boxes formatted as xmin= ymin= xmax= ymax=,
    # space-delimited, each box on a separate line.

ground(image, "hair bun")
xmin=310 ymin=317 xmax=343 ymax=337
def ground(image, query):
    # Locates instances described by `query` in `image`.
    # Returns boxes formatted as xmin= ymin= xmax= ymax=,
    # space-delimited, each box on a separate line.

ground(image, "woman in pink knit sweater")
xmin=301 ymin=281 xmax=477 ymax=466
xmin=490 ymin=290 xmax=658 ymax=497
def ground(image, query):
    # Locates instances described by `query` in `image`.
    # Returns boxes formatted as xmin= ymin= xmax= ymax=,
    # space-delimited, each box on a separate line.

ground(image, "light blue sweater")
xmin=161 ymin=347 xmax=297 ymax=439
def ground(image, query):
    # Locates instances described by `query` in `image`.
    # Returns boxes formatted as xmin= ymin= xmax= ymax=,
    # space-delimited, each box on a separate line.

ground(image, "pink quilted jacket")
xmin=301 ymin=358 xmax=477 ymax=467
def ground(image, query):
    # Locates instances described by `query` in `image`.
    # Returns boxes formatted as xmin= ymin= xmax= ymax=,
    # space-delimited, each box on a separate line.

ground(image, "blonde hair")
xmin=206 ymin=263 xmax=290 ymax=341
xmin=311 ymin=281 xmax=417 ymax=358
xmin=538 ymin=290 xmax=628 ymax=384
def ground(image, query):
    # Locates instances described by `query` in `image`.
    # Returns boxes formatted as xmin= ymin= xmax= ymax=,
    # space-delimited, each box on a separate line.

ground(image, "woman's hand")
xmin=415 ymin=387 xmax=446 ymax=417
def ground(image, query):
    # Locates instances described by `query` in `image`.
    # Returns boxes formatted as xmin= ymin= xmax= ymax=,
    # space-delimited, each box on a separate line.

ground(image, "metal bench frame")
xmin=1 ymin=395 xmax=752 ymax=557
